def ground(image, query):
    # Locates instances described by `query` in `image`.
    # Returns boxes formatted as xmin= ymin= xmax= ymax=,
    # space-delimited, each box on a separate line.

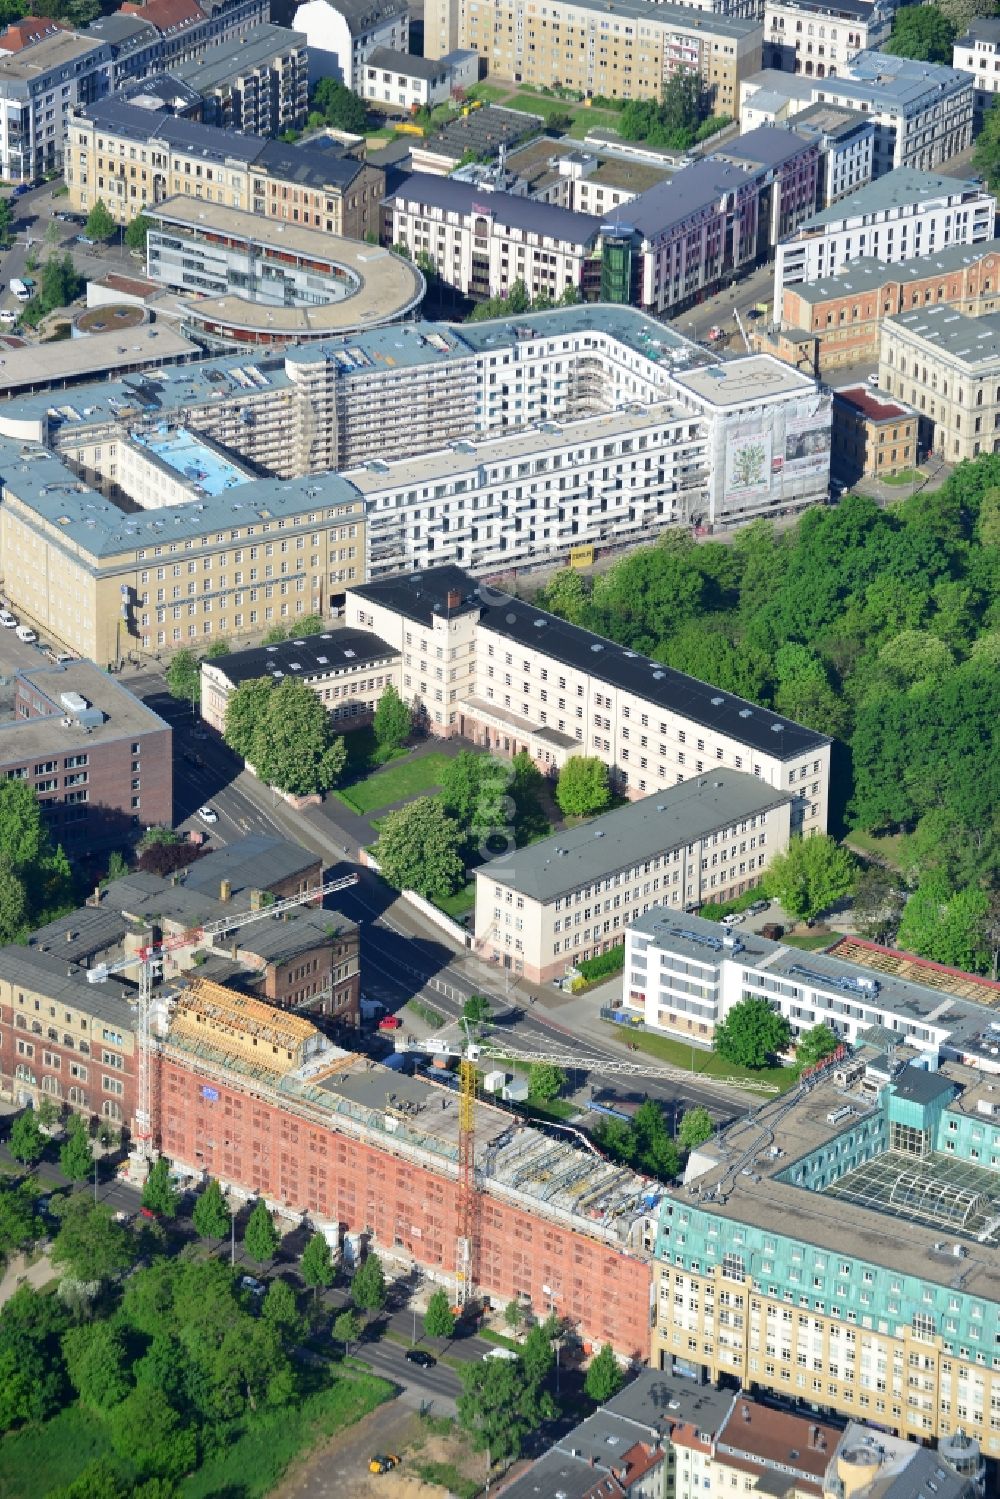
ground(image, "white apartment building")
xmin=200 ymin=629 xmax=400 ymax=732
xmin=360 ymin=46 xmax=453 ymax=109
xmin=623 ymin=908 xmax=975 ymax=1049
xmin=954 ymin=16 xmax=1000 ymax=126
xmin=763 ymin=0 xmax=892 ymax=80
xmin=384 ymin=172 xmax=602 ymax=305
xmin=789 ymin=100 xmax=875 ymax=205
xmin=291 ymin=0 xmax=408 ymax=89
xmin=0 ymin=28 xmax=111 ymax=181
xmin=346 ymin=567 xmax=832 ymax=832
xmin=474 ymin=773 xmax=792 ymax=983
xmin=774 ymin=168 xmax=997 ymax=296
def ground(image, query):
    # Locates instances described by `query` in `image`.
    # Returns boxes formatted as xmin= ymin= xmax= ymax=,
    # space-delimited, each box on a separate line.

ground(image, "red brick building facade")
xmin=157 ymin=1047 xmax=653 ymax=1357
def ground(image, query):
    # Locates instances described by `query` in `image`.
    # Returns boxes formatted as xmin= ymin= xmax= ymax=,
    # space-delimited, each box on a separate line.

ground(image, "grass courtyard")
xmin=332 ymin=751 xmax=454 ymax=817
xmin=603 ymin=1022 xmax=796 ymax=1096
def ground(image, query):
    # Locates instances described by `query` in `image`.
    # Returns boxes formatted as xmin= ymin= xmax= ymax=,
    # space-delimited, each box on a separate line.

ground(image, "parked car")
xmin=139 ymin=1206 xmax=158 ymax=1220
xmin=0 ymin=609 xmax=16 ymax=628
xmin=0 ymin=309 xmax=17 ymax=328
xmin=15 ymin=624 xmax=37 ymax=643
xmin=747 ymin=899 xmax=770 ymax=916
xmin=368 ymin=1455 xmax=400 ymax=1475
xmin=721 ymin=912 xmax=745 ymax=927
xmin=483 ymin=1347 xmax=519 ymax=1362
xmin=240 ymin=1275 xmax=266 ymax=1297
xmin=378 ymin=1015 xmax=403 ymax=1031
xmin=75 ymin=234 xmax=95 ymax=246
xmin=10 ymin=183 xmax=30 ymax=199
xmin=197 ymin=805 xmax=218 ymax=825
xmin=405 ymin=1348 xmax=436 ymax=1368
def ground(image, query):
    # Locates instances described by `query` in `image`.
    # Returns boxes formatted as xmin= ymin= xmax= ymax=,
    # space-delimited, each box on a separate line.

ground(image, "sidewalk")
xmin=0 ymin=1248 xmax=53 ymax=1306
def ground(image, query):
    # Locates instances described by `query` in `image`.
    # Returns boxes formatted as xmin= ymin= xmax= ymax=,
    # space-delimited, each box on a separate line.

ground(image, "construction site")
xmin=156 ymin=974 xmax=658 ymax=1356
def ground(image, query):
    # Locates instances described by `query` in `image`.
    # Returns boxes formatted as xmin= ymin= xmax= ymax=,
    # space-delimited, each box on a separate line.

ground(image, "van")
xmin=0 ymin=308 xmax=18 ymax=327
xmin=15 ymin=624 xmax=37 ymax=643
xmin=9 ymin=278 xmax=30 ymax=302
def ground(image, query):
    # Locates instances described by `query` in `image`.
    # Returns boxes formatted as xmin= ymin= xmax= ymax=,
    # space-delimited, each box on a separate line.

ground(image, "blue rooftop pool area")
xmin=135 ymin=426 xmax=253 ymax=496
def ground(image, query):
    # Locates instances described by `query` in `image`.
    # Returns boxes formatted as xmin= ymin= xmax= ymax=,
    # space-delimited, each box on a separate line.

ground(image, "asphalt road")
xmin=1 ymin=180 xmax=142 ymax=322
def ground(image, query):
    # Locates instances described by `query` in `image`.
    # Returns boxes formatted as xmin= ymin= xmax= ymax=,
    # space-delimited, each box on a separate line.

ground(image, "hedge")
xmin=577 ymin=943 xmax=625 ymax=982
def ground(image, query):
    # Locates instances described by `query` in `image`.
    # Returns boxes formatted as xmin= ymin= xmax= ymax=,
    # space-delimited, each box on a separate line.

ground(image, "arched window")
xmin=102 ymin=1100 xmax=123 ymax=1123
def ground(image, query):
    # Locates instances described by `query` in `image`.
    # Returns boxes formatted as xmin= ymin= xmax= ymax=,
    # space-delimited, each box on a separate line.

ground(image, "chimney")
xmin=446 ymin=588 xmax=460 ymax=610
xmin=66 ymin=929 xmax=75 ymax=942
xmin=250 ymin=888 xmax=264 ymax=911
xmin=220 ymin=878 xmax=232 ymax=903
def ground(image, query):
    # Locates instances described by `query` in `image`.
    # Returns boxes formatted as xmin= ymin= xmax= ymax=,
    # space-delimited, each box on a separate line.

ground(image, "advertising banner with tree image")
xmin=725 ymin=430 xmax=772 ymax=502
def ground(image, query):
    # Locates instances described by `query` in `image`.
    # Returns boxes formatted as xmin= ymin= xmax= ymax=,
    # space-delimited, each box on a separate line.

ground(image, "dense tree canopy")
xmin=884 ymin=5 xmax=956 ymax=62
xmin=714 ymin=996 xmax=791 ymax=1069
xmin=224 ymin=675 xmax=346 ymax=795
xmin=374 ymin=797 xmax=465 ymax=897
xmin=764 ymin=834 xmax=856 ymax=922
xmin=536 ymin=469 xmax=1000 ymax=972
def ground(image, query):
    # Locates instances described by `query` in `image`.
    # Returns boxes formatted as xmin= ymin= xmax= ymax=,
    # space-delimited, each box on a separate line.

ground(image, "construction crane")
xmin=396 ymin=1027 xmax=781 ymax=1306
xmin=87 ymin=873 xmax=358 ymax=1173
xmin=734 ymin=305 xmax=751 ymax=354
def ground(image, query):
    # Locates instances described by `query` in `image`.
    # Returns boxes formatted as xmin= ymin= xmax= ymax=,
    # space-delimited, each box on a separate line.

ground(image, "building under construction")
xmin=157 ymin=976 xmax=658 ymax=1356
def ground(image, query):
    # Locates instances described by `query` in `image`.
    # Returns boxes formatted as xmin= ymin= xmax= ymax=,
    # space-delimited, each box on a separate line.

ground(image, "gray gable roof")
xmin=387 ymin=172 xmax=602 ymax=246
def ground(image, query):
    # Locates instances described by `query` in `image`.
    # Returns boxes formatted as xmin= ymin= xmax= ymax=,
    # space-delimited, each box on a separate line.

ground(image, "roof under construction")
xmin=169 ymin=974 xmax=322 ymax=1076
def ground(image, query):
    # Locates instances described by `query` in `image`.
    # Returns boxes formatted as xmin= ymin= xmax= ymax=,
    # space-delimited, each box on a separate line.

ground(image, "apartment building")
xmin=774 ymin=169 xmax=998 ymax=297
xmin=0 ymin=661 xmax=172 ymax=851
xmin=763 ymin=0 xmax=892 ymax=79
xmin=0 ymin=945 xmax=138 ymax=1125
xmin=119 ymin=0 xmax=267 ymax=71
xmin=200 ymin=629 xmax=400 ymax=732
xmin=86 ymin=14 xmax=163 ymax=90
xmin=954 ymin=16 xmax=1000 ymax=127
xmin=653 ymin=1056 xmax=1000 ymax=1454
xmin=66 ymin=98 xmax=385 ymax=232
xmin=474 ymin=773 xmax=792 ymax=983
xmin=0 ymin=26 xmax=111 ymax=182
xmin=173 ymin=24 xmax=309 ymax=135
xmin=425 ymin=0 xmax=762 ymax=110
xmin=790 ymin=100 xmax=874 ymax=205
xmin=778 ymin=240 xmax=1000 ymax=372
xmin=346 ymin=567 xmax=832 ymax=829
xmin=384 ymin=172 xmax=602 ymax=304
xmin=878 ymin=304 xmax=1000 ymax=464
xmin=0 ymin=442 xmax=365 ymax=665
xmin=741 ymin=52 xmax=974 ymax=178
xmin=360 ymin=46 xmax=453 ymax=109
xmin=291 ymin=0 xmax=409 ymax=89
xmin=831 ymin=385 xmax=918 ymax=483
xmin=144 ymin=197 xmax=424 ymax=346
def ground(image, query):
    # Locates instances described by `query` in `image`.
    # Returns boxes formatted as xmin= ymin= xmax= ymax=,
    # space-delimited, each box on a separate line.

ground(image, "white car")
xmin=197 ymin=805 xmax=219 ymax=825
xmin=483 ymin=1347 xmax=519 ymax=1362
xmin=0 ymin=609 xmax=16 ymax=628
xmin=15 ymin=624 xmax=37 ymax=643
xmin=721 ymin=912 xmax=745 ymax=928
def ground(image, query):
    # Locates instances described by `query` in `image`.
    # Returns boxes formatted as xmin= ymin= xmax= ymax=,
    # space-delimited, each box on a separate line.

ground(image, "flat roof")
xmin=204 ymin=627 xmax=399 ymax=687
xmin=349 ymin=568 xmax=830 ymax=759
xmin=784 ymin=240 xmax=1000 ymax=302
xmin=482 ymin=774 xmax=790 ymax=904
xmin=791 ymin=100 xmax=872 ymax=138
xmin=418 ymin=104 xmax=544 ymax=161
xmin=671 ymin=354 xmax=815 ymax=407
xmin=834 ymin=385 xmax=911 ymax=421
xmin=828 ymin=936 xmax=1000 ymax=1006
xmin=150 ymin=196 xmax=425 ymax=337
xmin=174 ymin=24 xmax=305 ymax=89
xmin=712 ymin=123 xmax=815 ymax=170
xmin=0 ymin=27 xmax=104 ymax=81
xmin=132 ymin=424 xmax=254 ymax=496
xmin=798 ymin=167 xmax=982 ymax=229
xmin=821 ymin=49 xmax=972 ymax=107
xmin=743 ymin=68 xmax=817 ymax=102
xmin=0 ymin=661 xmax=170 ymax=766
xmin=0 ymin=324 xmax=199 ymax=399
xmin=889 ymin=304 xmax=1000 ymax=365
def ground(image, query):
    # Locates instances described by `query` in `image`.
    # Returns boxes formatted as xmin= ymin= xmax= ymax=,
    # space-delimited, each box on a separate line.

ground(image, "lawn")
xmin=845 ymin=826 xmax=905 ymax=870
xmin=0 ymin=1372 xmax=393 ymax=1499
xmin=781 ymin=932 xmax=837 ymax=952
xmin=504 ymin=90 xmax=621 ymax=139
xmin=603 ymin=1022 xmax=795 ymax=1095
xmin=881 ymin=469 xmax=923 ymax=485
xmin=333 ymin=751 xmax=454 ymax=816
xmin=432 ymin=880 xmax=477 ymax=920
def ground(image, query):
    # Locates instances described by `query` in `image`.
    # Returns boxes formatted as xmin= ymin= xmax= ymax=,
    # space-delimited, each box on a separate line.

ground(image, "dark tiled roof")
xmin=713 ymin=123 xmax=815 ymax=170
xmin=365 ymin=45 xmax=448 ymax=81
xmin=207 ymin=628 xmax=399 ymax=687
xmin=179 ymin=835 xmax=319 ymax=899
xmin=252 ymin=136 xmax=366 ymax=190
xmin=76 ymin=98 xmax=265 ymax=161
xmin=387 ymin=171 xmax=602 ymax=246
xmin=890 ymin=1064 xmax=956 ymax=1106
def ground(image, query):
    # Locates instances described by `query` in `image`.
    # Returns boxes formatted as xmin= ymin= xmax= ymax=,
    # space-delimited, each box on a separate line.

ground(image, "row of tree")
xmin=0 ymin=780 xmax=75 ymax=945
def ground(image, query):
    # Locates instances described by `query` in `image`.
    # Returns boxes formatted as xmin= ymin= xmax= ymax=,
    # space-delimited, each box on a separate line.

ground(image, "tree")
xmin=458 ymin=1356 xmax=553 ymax=1468
xmin=165 ymin=649 xmax=201 ymax=711
xmin=352 ymin=1251 xmax=387 ymax=1317
xmin=192 ymin=1179 xmax=230 ymax=1241
xmin=333 ymin=1307 xmax=361 ymax=1355
xmin=141 ymin=1157 xmax=180 ymax=1220
xmin=585 ymin=1343 xmax=624 ymax=1403
xmin=243 ymin=676 xmax=347 ymax=796
xmin=631 ymin=1099 xmax=680 ymax=1179
xmin=677 ymin=1106 xmax=714 ymax=1151
xmin=0 ymin=195 xmax=12 ymax=250
xmin=527 ymin=1062 xmax=567 ymax=1103
xmin=504 ymin=1299 xmax=525 ymax=1333
xmin=424 ymin=1287 xmax=456 ymax=1339
xmin=764 ymin=834 xmax=856 ymax=923
xmin=105 ymin=850 xmax=129 ymax=884
xmin=0 ymin=1283 xmax=69 ymax=1433
xmin=0 ymin=859 xmax=27 ymax=944
xmin=312 ymin=77 xmax=367 ymax=132
xmin=884 ymin=5 xmax=956 ymax=63
xmin=39 ymin=252 xmax=83 ymax=313
xmin=0 ymin=778 xmax=46 ymax=871
xmin=462 ymin=993 xmax=492 ymax=1032
xmin=9 ymin=1108 xmax=46 ymax=1170
xmin=51 ymin=1197 xmax=135 ymax=1284
xmin=63 ymin=1321 xmax=132 ymax=1411
xmin=619 ymin=69 xmax=705 ymax=149
xmin=374 ymin=797 xmax=465 ymax=898
xmin=555 ymin=757 xmax=611 ymax=818
xmin=262 ymin=624 xmax=288 ymax=644
xmin=243 ymin=1199 xmax=280 ymax=1264
xmin=440 ymin=751 xmax=513 ymax=847
xmin=300 ymin=1231 xmax=335 ymax=1300
xmin=521 ymin=1321 xmax=555 ymax=1385
xmin=262 ymin=1278 xmax=304 ymax=1348
xmin=795 ymin=1023 xmax=839 ymax=1070
xmin=852 ymin=865 xmax=906 ymax=943
xmin=714 ymin=996 xmax=791 ymax=1069
xmin=84 ymin=199 xmax=116 ymax=243
xmin=974 ymin=96 xmax=1000 ymax=190
xmin=372 ymin=683 xmax=411 ymax=756
xmin=204 ymin=638 xmax=230 ymax=660
xmin=0 ymin=1178 xmax=43 ymax=1264
xmin=224 ymin=677 xmax=274 ymax=760
xmin=124 ymin=213 xmax=151 ymax=252
xmin=37 ymin=1095 xmax=61 ymax=1130
xmin=897 ymin=874 xmax=990 ymax=972
xmin=295 ymin=614 xmax=325 ymax=636
xmin=59 ymin=1117 xmax=94 ymax=1183
xmin=108 ymin=1383 xmax=197 ymax=1482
